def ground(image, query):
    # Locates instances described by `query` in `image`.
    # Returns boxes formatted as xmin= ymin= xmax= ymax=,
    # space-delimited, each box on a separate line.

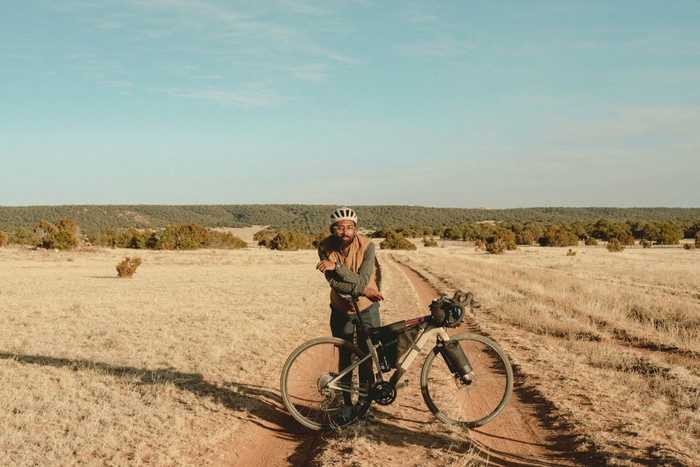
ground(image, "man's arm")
xmin=317 ymin=242 xmax=374 ymax=296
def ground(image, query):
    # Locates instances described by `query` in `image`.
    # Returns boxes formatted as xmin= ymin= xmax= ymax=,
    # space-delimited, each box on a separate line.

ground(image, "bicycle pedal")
xmin=394 ymin=380 xmax=409 ymax=390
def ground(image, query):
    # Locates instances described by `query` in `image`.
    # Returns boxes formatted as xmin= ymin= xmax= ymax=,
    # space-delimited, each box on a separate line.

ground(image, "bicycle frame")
xmin=281 ymin=290 xmax=513 ymax=430
xmin=326 ymin=298 xmax=456 ymax=399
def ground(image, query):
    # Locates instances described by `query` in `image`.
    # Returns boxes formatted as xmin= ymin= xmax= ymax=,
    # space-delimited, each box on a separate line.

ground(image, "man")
xmin=316 ymin=206 xmax=383 ymax=422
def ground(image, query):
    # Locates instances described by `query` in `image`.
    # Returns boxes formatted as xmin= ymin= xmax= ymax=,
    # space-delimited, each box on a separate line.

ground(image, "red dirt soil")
xmin=224 ymin=254 xmax=596 ymax=467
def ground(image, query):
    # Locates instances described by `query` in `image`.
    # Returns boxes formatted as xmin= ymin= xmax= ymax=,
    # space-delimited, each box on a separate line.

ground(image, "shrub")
xmin=696 ymin=233 xmax=700 ymax=249
xmin=254 ymin=229 xmax=276 ymax=248
xmin=154 ymin=225 xmax=179 ymax=250
xmin=380 ymin=231 xmax=417 ymax=250
xmin=55 ymin=218 xmax=78 ymax=234
xmin=515 ymin=230 xmax=535 ymax=245
xmin=640 ymin=238 xmax=652 ymax=249
xmin=485 ymin=237 xmax=506 ymax=254
xmin=99 ymin=227 xmax=119 ymax=248
xmin=116 ymin=257 xmax=142 ymax=278
xmin=34 ymin=218 xmax=79 ymax=250
xmin=0 ymin=231 xmax=7 ymax=247
xmin=270 ymin=231 xmax=313 ymax=251
xmin=539 ymin=227 xmax=579 ymax=247
xmin=423 ymin=236 xmax=438 ymax=247
xmin=117 ymin=228 xmax=147 ymax=249
xmin=683 ymin=243 xmax=695 ymax=250
xmin=209 ymin=231 xmax=247 ymax=249
xmin=47 ymin=229 xmax=79 ymax=250
xmin=567 ymin=249 xmax=577 ymax=256
xmin=584 ymin=237 xmax=598 ymax=246
xmin=484 ymin=230 xmax=516 ymax=254
xmin=177 ymin=223 xmax=211 ymax=249
xmin=10 ymin=226 xmax=40 ymax=247
xmin=311 ymin=231 xmax=327 ymax=248
xmin=615 ymin=231 xmax=635 ymax=246
xmin=606 ymin=238 xmax=625 ymax=252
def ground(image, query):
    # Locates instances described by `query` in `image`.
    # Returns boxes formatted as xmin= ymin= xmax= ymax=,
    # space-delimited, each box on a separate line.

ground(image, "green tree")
xmin=656 ymin=221 xmax=684 ymax=245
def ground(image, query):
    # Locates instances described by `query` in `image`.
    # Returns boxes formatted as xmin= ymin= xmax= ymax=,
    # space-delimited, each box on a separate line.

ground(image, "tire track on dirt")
xmin=387 ymin=254 xmax=598 ymax=467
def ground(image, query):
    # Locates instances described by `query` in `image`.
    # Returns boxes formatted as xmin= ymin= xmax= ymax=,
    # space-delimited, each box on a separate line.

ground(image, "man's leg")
xmin=355 ymin=303 xmax=380 ymax=389
xmin=330 ymin=307 xmax=356 ymax=406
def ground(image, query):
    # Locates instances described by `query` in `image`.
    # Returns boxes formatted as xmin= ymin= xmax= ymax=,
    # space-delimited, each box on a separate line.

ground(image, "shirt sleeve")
xmin=318 ymin=241 xmax=375 ymax=296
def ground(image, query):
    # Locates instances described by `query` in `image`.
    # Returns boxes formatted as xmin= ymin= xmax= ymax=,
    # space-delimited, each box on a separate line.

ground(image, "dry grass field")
xmin=0 ymin=245 xmax=333 ymax=466
xmin=1 ymin=242 xmax=698 ymax=466
xmin=396 ymin=243 xmax=700 ymax=467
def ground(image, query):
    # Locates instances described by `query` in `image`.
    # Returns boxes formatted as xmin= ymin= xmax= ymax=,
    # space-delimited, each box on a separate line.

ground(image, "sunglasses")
xmin=332 ymin=225 xmax=356 ymax=233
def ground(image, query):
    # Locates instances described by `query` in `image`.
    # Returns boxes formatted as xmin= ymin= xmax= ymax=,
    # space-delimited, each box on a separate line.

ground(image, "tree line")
xmin=2 ymin=205 xmax=700 ymax=236
xmin=0 ymin=219 xmax=247 ymax=251
xmin=1 ymin=215 xmax=699 ymax=253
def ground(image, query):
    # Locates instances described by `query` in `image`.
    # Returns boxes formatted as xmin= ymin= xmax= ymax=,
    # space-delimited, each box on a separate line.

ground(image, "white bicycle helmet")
xmin=329 ymin=206 xmax=358 ymax=225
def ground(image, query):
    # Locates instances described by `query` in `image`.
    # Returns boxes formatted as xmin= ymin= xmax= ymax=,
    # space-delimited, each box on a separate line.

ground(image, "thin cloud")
xmin=398 ymin=34 xmax=476 ymax=57
xmin=554 ymin=106 xmax=700 ymax=142
xmin=646 ymin=68 xmax=700 ymax=84
xmin=158 ymin=87 xmax=285 ymax=108
xmin=287 ymin=64 xmax=328 ymax=83
xmin=97 ymin=21 xmax=123 ymax=29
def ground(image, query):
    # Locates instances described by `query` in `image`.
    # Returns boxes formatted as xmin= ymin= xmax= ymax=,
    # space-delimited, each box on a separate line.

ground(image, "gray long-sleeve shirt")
xmin=318 ymin=239 xmax=375 ymax=297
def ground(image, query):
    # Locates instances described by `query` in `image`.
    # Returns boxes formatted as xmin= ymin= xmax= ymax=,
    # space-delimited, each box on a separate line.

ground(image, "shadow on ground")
xmin=1 ymin=350 xmax=612 ymax=467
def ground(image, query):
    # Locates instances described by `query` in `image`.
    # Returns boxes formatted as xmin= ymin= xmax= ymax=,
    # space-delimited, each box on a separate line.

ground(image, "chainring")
xmin=369 ymin=381 xmax=396 ymax=406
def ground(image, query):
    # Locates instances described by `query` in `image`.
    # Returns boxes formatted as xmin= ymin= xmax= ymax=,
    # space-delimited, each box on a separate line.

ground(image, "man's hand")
xmin=363 ymin=287 xmax=384 ymax=302
xmin=316 ymin=260 xmax=336 ymax=273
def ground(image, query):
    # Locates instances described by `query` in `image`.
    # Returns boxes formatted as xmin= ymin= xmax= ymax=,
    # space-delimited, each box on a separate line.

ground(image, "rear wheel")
xmin=421 ymin=334 xmax=513 ymax=427
xmin=280 ymin=337 xmax=374 ymax=431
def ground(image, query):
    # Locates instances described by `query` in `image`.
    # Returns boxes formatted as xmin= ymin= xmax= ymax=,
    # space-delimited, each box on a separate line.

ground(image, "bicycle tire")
xmin=421 ymin=333 xmax=513 ymax=427
xmin=280 ymin=337 xmax=374 ymax=431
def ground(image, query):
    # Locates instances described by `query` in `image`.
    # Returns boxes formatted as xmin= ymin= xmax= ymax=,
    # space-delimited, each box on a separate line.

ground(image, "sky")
xmin=1 ymin=1 xmax=699 ymax=208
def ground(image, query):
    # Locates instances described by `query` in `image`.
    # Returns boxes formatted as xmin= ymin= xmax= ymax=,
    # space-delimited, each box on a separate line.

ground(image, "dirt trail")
xmin=388 ymin=254 xmax=588 ymax=467
xmin=226 ymin=253 xmax=590 ymax=467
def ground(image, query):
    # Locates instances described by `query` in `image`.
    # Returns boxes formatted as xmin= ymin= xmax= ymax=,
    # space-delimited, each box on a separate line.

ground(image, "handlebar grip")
xmin=451 ymin=290 xmax=473 ymax=307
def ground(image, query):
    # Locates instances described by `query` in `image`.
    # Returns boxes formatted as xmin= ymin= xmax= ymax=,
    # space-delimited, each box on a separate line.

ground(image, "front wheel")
xmin=421 ymin=334 xmax=513 ymax=427
xmin=280 ymin=337 xmax=374 ymax=431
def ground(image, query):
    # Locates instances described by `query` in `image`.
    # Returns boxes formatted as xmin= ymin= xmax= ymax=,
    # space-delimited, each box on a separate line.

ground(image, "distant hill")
xmin=1 ymin=205 xmax=699 ymax=236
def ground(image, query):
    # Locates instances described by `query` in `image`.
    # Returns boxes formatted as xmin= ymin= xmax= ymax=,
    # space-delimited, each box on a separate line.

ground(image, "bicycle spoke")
xmin=421 ymin=334 xmax=513 ymax=427
xmin=281 ymin=337 xmax=374 ymax=431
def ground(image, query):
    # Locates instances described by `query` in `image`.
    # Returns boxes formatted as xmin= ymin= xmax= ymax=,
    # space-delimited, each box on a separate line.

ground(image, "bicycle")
xmin=280 ymin=291 xmax=513 ymax=431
